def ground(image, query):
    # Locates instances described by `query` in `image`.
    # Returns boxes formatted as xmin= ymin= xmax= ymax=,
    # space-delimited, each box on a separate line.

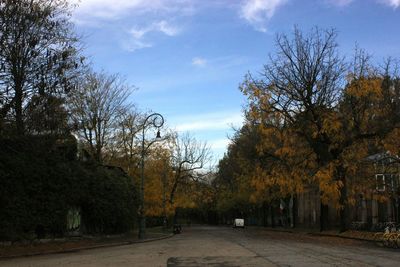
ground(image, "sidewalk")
xmin=0 ymin=228 xmax=174 ymax=259
xmin=257 ymin=226 xmax=380 ymax=242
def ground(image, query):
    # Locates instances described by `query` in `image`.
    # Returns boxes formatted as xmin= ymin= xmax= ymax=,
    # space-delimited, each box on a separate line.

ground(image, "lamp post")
xmin=139 ymin=113 xmax=164 ymax=239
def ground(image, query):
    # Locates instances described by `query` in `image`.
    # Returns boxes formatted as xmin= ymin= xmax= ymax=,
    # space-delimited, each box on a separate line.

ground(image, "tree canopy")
xmin=216 ymin=27 xmax=400 ymax=231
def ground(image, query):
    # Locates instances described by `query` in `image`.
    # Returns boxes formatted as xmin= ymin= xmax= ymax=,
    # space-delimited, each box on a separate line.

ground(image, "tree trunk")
xmin=173 ymin=208 xmax=178 ymax=225
xmin=271 ymin=204 xmax=275 ymax=228
xmin=320 ymin=203 xmax=329 ymax=231
xmin=95 ymin=143 xmax=102 ymax=163
xmin=339 ymin=166 xmax=349 ymax=232
xmin=292 ymin=195 xmax=297 ymax=228
xmin=263 ymin=202 xmax=268 ymax=227
xmin=15 ymin=82 xmax=24 ymax=135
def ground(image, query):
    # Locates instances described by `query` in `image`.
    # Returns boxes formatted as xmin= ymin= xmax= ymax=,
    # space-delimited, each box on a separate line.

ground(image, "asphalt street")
xmin=1 ymin=226 xmax=400 ymax=266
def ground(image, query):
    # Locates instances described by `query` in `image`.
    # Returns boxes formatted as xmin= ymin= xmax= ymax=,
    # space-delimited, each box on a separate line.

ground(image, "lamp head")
xmin=156 ymin=130 xmax=161 ymax=139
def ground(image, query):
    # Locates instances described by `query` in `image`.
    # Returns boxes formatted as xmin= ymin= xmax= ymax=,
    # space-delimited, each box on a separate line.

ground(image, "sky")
xmin=70 ymin=0 xmax=400 ymax=161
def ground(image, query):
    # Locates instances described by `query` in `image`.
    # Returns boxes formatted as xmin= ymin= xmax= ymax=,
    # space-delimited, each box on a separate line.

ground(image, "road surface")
xmin=1 ymin=226 xmax=400 ymax=266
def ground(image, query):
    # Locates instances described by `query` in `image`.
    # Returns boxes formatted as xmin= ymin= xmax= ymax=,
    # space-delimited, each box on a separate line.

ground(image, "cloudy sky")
xmin=70 ymin=0 xmax=400 ymax=160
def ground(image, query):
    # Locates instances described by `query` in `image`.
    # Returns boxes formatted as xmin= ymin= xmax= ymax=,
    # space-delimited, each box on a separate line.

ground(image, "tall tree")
xmin=168 ymin=133 xmax=212 ymax=206
xmin=108 ymin=107 xmax=143 ymax=173
xmin=241 ymin=28 xmax=345 ymax=227
xmin=241 ymin=28 xmax=400 ymax=231
xmin=69 ymin=71 xmax=133 ymax=163
xmin=24 ymin=94 xmax=70 ymax=135
xmin=0 ymin=0 xmax=80 ymax=135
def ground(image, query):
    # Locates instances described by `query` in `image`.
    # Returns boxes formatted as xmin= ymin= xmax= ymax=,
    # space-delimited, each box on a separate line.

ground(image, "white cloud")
xmin=71 ymin=0 xmax=195 ymax=21
xmin=121 ymin=39 xmax=153 ymax=52
xmin=156 ymin=21 xmax=181 ymax=36
xmin=125 ymin=20 xmax=180 ymax=51
xmin=239 ymin=0 xmax=288 ymax=32
xmin=70 ymin=0 xmax=183 ymax=52
xmin=378 ymin=0 xmax=400 ymax=8
xmin=192 ymin=57 xmax=207 ymax=67
xmin=190 ymin=55 xmax=247 ymax=69
xmin=175 ymin=112 xmax=243 ymax=132
xmin=71 ymin=0 xmax=147 ymax=20
xmin=171 ymin=111 xmax=243 ymax=160
xmin=129 ymin=28 xmax=148 ymax=40
xmin=210 ymin=138 xmax=231 ymax=150
xmin=130 ymin=21 xmax=181 ymax=39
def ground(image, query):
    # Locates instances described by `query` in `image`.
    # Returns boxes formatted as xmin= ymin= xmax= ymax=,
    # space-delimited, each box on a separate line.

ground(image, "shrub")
xmin=0 ymin=136 xmax=137 ymax=241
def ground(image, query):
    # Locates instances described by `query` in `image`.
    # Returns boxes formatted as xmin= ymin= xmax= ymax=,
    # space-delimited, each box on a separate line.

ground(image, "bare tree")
xmin=113 ymin=107 xmax=143 ymax=172
xmin=250 ymin=27 xmax=345 ymax=122
xmin=0 ymin=0 xmax=81 ymax=135
xmin=69 ymin=71 xmax=133 ymax=163
xmin=168 ymin=132 xmax=213 ymax=205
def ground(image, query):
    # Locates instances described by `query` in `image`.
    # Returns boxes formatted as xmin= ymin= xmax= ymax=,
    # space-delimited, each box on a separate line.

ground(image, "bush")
xmin=0 ymin=136 xmax=137 ymax=241
xmin=80 ymin=165 xmax=137 ymax=234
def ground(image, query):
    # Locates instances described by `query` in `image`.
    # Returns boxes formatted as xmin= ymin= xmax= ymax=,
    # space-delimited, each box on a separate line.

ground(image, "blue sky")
xmin=70 ymin=0 xmax=400 ymax=160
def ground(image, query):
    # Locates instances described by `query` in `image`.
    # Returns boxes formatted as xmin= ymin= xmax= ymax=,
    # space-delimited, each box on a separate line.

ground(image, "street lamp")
xmin=139 ymin=113 xmax=164 ymax=239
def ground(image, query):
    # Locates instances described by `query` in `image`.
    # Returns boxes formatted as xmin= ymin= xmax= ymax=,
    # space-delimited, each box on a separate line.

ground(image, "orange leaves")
xmin=315 ymin=162 xmax=338 ymax=205
xmin=341 ymin=141 xmax=369 ymax=170
xmin=274 ymin=147 xmax=291 ymax=158
xmin=321 ymin=111 xmax=343 ymax=138
xmin=346 ymin=77 xmax=383 ymax=99
xmin=342 ymin=77 xmax=388 ymax=132
xmin=384 ymin=128 xmax=400 ymax=156
xmin=249 ymin=166 xmax=267 ymax=192
xmin=227 ymin=61 xmax=398 ymax=217
xmin=144 ymin=159 xmax=166 ymax=217
xmin=373 ymin=194 xmax=389 ymax=203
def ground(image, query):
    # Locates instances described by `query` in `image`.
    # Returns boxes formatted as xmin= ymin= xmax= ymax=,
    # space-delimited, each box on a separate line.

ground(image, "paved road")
xmin=1 ymin=226 xmax=400 ymax=266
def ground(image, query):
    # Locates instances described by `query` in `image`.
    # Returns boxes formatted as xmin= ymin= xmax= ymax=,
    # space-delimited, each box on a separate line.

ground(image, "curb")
xmin=258 ymin=227 xmax=375 ymax=243
xmin=0 ymin=233 xmax=174 ymax=260
xmin=307 ymin=232 xmax=376 ymax=243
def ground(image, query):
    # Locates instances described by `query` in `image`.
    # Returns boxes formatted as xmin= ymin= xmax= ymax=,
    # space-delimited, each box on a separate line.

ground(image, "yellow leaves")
xmin=249 ymin=168 xmax=266 ymax=192
xmin=341 ymin=140 xmax=369 ymax=169
xmin=236 ymin=73 xmax=396 ymax=215
xmin=348 ymin=197 xmax=356 ymax=206
xmin=384 ymin=128 xmax=400 ymax=156
xmin=321 ymin=111 xmax=343 ymax=137
xmin=346 ymin=77 xmax=383 ymax=99
xmin=315 ymin=162 xmax=341 ymax=207
xmin=144 ymin=163 xmax=165 ymax=216
xmin=246 ymin=162 xmax=309 ymax=204
xmin=275 ymin=146 xmax=296 ymax=158
xmin=343 ymin=76 xmax=388 ymax=132
xmin=373 ymin=194 xmax=389 ymax=203
xmin=252 ymin=87 xmax=262 ymax=98
xmin=143 ymin=155 xmax=202 ymax=217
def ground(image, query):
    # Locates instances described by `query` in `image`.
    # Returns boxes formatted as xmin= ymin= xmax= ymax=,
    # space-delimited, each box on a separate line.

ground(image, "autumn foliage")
xmin=216 ymin=28 xmax=400 ymax=230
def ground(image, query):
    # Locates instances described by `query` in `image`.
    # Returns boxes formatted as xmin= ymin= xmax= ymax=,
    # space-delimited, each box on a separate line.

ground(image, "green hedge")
xmin=0 ymin=136 xmax=137 ymax=241
xmin=80 ymin=164 xmax=137 ymax=234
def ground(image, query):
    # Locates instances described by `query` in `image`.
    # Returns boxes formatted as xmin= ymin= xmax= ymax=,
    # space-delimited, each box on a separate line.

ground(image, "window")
xmin=390 ymin=174 xmax=399 ymax=191
xmin=375 ymin=174 xmax=385 ymax=191
xmin=375 ymin=174 xmax=399 ymax=192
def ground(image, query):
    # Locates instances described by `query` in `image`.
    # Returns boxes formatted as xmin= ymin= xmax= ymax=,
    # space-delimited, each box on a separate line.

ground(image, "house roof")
xmin=365 ymin=152 xmax=400 ymax=164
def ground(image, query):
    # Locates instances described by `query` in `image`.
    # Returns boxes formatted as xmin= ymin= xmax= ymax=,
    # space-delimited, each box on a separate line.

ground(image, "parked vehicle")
xmin=173 ymin=224 xmax=182 ymax=234
xmin=233 ymin=218 xmax=245 ymax=228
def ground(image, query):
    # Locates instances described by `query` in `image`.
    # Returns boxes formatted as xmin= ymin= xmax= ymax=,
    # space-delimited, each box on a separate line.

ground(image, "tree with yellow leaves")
xmin=137 ymin=132 xmax=213 ymax=226
xmin=239 ymin=27 xmax=400 ymax=231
